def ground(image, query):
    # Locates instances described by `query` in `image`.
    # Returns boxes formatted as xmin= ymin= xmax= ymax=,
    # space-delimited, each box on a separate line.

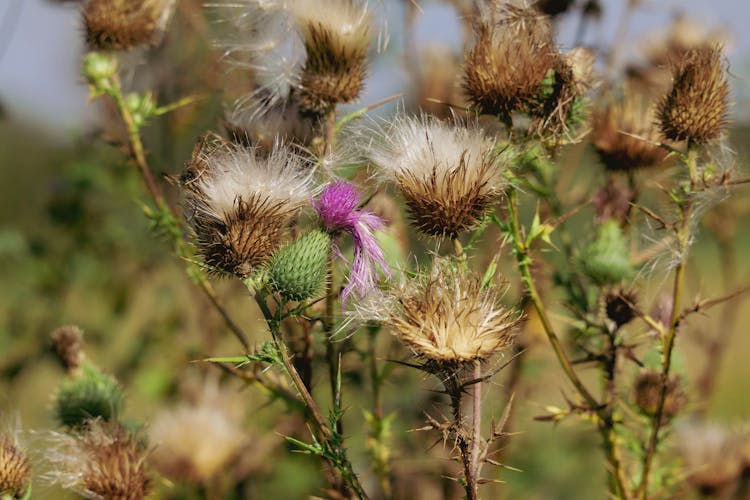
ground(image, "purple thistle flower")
xmin=313 ymin=181 xmax=391 ymax=307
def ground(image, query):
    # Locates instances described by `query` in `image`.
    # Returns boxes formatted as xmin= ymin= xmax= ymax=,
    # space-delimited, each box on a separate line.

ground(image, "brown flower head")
xmin=181 ymin=135 xmax=312 ymax=277
xmin=46 ymin=421 xmax=150 ymax=499
xmin=633 ymin=369 xmax=687 ymax=420
xmin=292 ymin=0 xmax=373 ymax=114
xmin=657 ymin=46 xmax=730 ymax=144
xmin=368 ymin=115 xmax=509 ymax=238
xmin=83 ymin=0 xmax=175 ymax=51
xmin=0 ymin=432 xmax=31 ymax=498
xmin=678 ymin=421 xmax=742 ymax=498
xmin=463 ymin=4 xmax=557 ymax=117
xmin=592 ymin=87 xmax=668 ymax=171
xmin=605 ymin=289 xmax=637 ymax=327
xmin=51 ymin=324 xmax=85 ymax=374
xmin=383 ymin=264 xmax=520 ymax=368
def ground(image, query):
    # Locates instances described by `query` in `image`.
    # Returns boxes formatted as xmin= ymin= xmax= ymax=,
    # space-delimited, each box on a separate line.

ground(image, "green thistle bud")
xmin=578 ymin=220 xmax=632 ymax=285
xmin=268 ymin=230 xmax=331 ymax=302
xmin=82 ymin=52 xmax=117 ymax=91
xmin=55 ymin=362 xmax=123 ymax=429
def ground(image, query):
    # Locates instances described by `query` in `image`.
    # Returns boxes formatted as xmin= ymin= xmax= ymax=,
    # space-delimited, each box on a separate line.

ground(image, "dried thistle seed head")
xmin=0 ymin=433 xmax=31 ymax=498
xmin=657 ymin=46 xmax=730 ymax=144
xmin=463 ymin=4 xmax=557 ymax=117
xmin=46 ymin=421 xmax=150 ymax=499
xmin=55 ymin=362 xmax=124 ymax=429
xmin=181 ymin=136 xmax=312 ymax=277
xmin=388 ymin=265 xmax=519 ymax=366
xmin=291 ymin=0 xmax=372 ymax=114
xmin=83 ymin=0 xmax=175 ymax=51
xmin=591 ymin=88 xmax=668 ymax=171
xmin=149 ymin=390 xmax=249 ymax=485
xmin=678 ymin=421 xmax=742 ymax=498
xmin=633 ymin=369 xmax=686 ymax=420
xmin=368 ymin=115 xmax=508 ymax=238
xmin=604 ymin=289 xmax=637 ymax=327
xmin=535 ymin=0 xmax=575 ymax=16
xmin=51 ymin=324 xmax=85 ymax=374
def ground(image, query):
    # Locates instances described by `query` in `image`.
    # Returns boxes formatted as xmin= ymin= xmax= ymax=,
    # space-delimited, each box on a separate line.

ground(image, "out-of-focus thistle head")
xmin=312 ymin=181 xmax=390 ymax=306
xmin=55 ymin=362 xmax=124 ymax=429
xmin=592 ymin=86 xmax=668 ymax=171
xmin=463 ymin=3 xmax=557 ymax=117
xmin=604 ymin=289 xmax=637 ymax=327
xmin=0 ymin=429 xmax=31 ymax=499
xmin=528 ymin=47 xmax=595 ymax=140
xmin=46 ymin=421 xmax=150 ymax=499
xmin=293 ymin=0 xmax=373 ymax=114
xmin=657 ymin=46 xmax=730 ymax=144
xmin=51 ymin=324 xmax=85 ymax=375
xmin=577 ymin=220 xmax=632 ymax=286
xmin=381 ymin=264 xmax=519 ymax=369
xmin=148 ymin=380 xmax=252 ymax=486
xmin=368 ymin=115 xmax=509 ymax=238
xmin=411 ymin=46 xmax=466 ymax=119
xmin=633 ymin=369 xmax=687 ymax=420
xmin=224 ymin=97 xmax=315 ymax=152
xmin=677 ymin=421 xmax=742 ymax=498
xmin=83 ymin=0 xmax=176 ymax=51
xmin=181 ymin=135 xmax=312 ymax=277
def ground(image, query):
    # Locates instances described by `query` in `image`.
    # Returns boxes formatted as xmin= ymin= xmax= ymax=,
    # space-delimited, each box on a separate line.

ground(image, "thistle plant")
xmin=7 ymin=1 xmax=750 ymax=499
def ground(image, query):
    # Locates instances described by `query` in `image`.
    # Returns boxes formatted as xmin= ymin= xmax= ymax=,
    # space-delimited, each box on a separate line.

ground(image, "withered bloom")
xmin=463 ymin=4 xmax=558 ymax=117
xmin=678 ymin=421 xmax=742 ymax=498
xmin=51 ymin=324 xmax=85 ymax=375
xmin=592 ymin=87 xmax=668 ymax=171
xmin=293 ymin=0 xmax=373 ymax=114
xmin=46 ymin=422 xmax=150 ymax=499
xmin=657 ymin=46 xmax=730 ymax=144
xmin=0 ymin=432 xmax=31 ymax=498
xmin=181 ymin=135 xmax=312 ymax=277
xmin=633 ymin=369 xmax=687 ymax=420
xmin=368 ymin=115 xmax=508 ymax=238
xmin=383 ymin=265 xmax=519 ymax=368
xmin=83 ymin=0 xmax=175 ymax=51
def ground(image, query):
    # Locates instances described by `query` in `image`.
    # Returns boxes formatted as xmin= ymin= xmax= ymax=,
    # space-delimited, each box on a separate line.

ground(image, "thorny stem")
xmin=470 ymin=361 xmax=483 ymax=486
xmin=368 ymin=327 xmax=393 ymax=499
xmin=637 ymin=147 xmax=698 ymax=499
xmin=447 ymin=375 xmax=478 ymax=500
xmin=255 ymin=292 xmax=368 ymax=499
xmin=507 ymin=188 xmax=630 ymax=498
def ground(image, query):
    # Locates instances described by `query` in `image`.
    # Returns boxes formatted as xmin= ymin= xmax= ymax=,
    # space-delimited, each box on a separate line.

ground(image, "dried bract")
xmin=463 ymin=4 xmax=557 ymax=117
xmin=46 ymin=422 xmax=150 ymax=500
xmin=387 ymin=265 xmax=519 ymax=367
xmin=633 ymin=369 xmax=686 ymax=420
xmin=83 ymin=0 xmax=175 ymax=51
xmin=368 ymin=115 xmax=507 ymax=238
xmin=592 ymin=88 xmax=667 ymax=171
xmin=0 ymin=432 xmax=31 ymax=498
xmin=181 ymin=135 xmax=312 ymax=277
xmin=51 ymin=324 xmax=85 ymax=374
xmin=657 ymin=46 xmax=730 ymax=143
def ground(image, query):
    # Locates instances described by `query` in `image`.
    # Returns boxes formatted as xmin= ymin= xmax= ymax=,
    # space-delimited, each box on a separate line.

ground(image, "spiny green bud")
xmin=55 ymin=362 xmax=123 ymax=429
xmin=268 ymin=230 xmax=331 ymax=302
xmin=82 ymin=52 xmax=117 ymax=91
xmin=578 ymin=220 xmax=632 ymax=285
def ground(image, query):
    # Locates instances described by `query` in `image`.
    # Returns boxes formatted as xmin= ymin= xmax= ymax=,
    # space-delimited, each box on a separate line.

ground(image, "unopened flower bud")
xmin=82 ymin=52 xmax=117 ymax=90
xmin=55 ymin=362 xmax=123 ymax=428
xmin=578 ymin=220 xmax=632 ymax=285
xmin=268 ymin=230 xmax=331 ymax=302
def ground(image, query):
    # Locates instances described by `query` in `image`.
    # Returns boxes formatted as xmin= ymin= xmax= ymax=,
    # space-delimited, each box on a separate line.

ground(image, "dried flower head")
xmin=51 ymin=324 xmax=85 ymax=374
xmin=181 ymin=135 xmax=312 ymax=277
xmin=592 ymin=178 xmax=634 ymax=224
xmin=0 ymin=431 xmax=31 ymax=498
xmin=83 ymin=0 xmax=175 ymax=51
xmin=313 ymin=181 xmax=390 ymax=305
xmin=412 ymin=46 xmax=466 ymax=119
xmin=633 ymin=369 xmax=687 ymax=420
xmin=605 ymin=289 xmax=637 ymax=327
xmin=592 ymin=88 xmax=668 ymax=171
xmin=224 ymin=97 xmax=314 ymax=152
xmin=46 ymin=421 xmax=150 ymax=499
xmin=368 ymin=115 xmax=508 ymax=238
xmin=677 ymin=421 xmax=742 ymax=497
xmin=463 ymin=4 xmax=557 ymax=117
xmin=385 ymin=265 xmax=519 ymax=367
xmin=292 ymin=0 xmax=373 ymax=114
xmin=657 ymin=46 xmax=730 ymax=144
xmin=149 ymin=395 xmax=248 ymax=485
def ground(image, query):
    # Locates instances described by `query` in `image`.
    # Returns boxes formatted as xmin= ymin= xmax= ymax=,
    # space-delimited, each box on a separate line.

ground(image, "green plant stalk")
xmin=507 ymin=188 xmax=630 ymax=499
xmin=637 ymin=147 xmax=697 ymax=499
xmin=367 ymin=327 xmax=393 ymax=499
xmin=255 ymin=292 xmax=368 ymax=499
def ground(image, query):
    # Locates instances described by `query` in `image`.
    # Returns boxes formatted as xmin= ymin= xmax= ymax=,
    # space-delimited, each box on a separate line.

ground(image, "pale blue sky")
xmin=1 ymin=0 xmax=749 ymax=142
